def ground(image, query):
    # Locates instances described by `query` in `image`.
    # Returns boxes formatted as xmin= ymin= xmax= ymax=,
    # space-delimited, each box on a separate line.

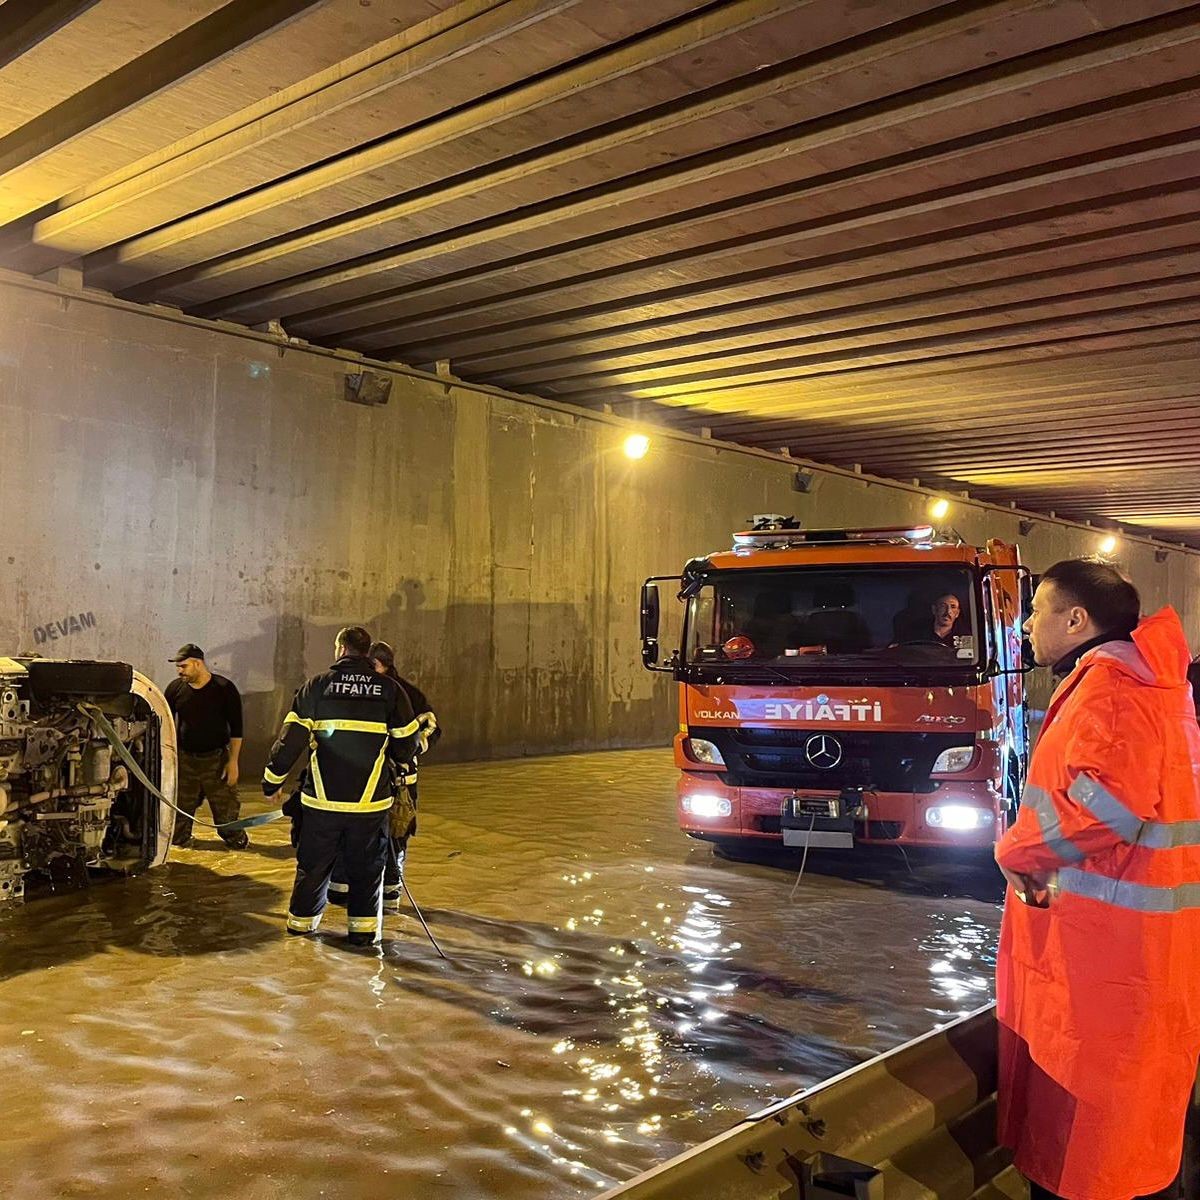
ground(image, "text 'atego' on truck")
xmin=639 ymin=518 xmax=1030 ymax=855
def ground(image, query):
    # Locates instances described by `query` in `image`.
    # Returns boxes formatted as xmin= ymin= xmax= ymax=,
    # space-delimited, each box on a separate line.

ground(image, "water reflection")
xmin=0 ymin=750 xmax=1002 ymax=1198
xmin=921 ymin=912 xmax=996 ymax=1019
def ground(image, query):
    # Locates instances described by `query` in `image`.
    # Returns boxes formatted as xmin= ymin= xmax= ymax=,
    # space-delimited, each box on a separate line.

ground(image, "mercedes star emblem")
xmin=804 ymin=734 xmax=843 ymax=770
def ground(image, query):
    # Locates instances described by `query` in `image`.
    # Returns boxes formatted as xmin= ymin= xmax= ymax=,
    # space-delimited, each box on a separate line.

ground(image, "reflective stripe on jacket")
xmin=996 ymin=607 xmax=1200 ymax=1200
xmin=262 ymin=656 xmax=418 ymax=813
xmin=396 ymin=674 xmax=440 ymax=758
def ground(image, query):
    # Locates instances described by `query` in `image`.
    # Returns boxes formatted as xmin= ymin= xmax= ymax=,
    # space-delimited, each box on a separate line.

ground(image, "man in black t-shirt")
xmin=165 ymin=643 xmax=247 ymax=849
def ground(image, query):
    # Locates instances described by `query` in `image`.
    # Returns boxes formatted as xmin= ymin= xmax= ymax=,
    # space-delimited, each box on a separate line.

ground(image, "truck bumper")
xmin=677 ymin=774 xmax=1003 ymax=849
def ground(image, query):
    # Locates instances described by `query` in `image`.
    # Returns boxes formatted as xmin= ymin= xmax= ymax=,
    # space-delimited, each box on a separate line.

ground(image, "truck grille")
xmin=699 ymin=727 xmax=974 ymax=793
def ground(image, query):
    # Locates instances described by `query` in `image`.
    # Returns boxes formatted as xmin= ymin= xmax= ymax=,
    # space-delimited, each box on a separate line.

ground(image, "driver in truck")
xmin=931 ymin=593 xmax=963 ymax=646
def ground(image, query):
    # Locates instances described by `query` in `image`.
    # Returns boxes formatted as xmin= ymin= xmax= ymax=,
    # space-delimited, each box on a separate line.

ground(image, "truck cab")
xmin=640 ymin=518 xmax=1029 ymax=853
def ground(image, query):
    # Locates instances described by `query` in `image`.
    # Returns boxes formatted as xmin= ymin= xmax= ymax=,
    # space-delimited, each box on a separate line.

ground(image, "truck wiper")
xmin=714 ymin=659 xmax=802 ymax=685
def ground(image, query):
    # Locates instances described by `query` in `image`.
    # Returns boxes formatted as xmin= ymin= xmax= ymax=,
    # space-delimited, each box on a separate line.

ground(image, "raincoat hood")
xmin=1087 ymin=606 xmax=1191 ymax=688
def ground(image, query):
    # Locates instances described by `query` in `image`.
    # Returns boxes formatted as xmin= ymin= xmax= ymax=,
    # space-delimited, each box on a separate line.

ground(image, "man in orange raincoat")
xmin=996 ymin=558 xmax=1200 ymax=1200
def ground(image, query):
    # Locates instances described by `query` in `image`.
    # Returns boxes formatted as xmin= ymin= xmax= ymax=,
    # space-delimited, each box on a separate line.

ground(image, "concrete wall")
xmin=1 ymin=272 xmax=1197 ymax=766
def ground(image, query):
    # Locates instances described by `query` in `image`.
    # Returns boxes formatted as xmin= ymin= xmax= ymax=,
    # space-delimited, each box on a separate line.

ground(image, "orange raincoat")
xmin=996 ymin=608 xmax=1200 ymax=1200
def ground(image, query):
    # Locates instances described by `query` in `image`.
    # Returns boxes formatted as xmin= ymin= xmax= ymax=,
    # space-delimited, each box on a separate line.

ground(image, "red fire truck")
xmin=640 ymin=518 xmax=1029 ymax=853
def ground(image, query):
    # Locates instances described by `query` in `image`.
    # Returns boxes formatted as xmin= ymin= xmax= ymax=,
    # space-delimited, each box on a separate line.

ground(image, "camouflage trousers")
xmin=174 ymin=748 xmax=245 ymax=847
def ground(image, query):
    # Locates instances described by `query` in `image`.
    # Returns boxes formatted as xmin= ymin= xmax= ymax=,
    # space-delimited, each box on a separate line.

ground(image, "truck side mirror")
xmin=640 ymin=575 xmax=684 ymax=672
xmin=640 ymin=582 xmax=661 ymax=667
xmin=980 ymin=562 xmax=1035 ymax=677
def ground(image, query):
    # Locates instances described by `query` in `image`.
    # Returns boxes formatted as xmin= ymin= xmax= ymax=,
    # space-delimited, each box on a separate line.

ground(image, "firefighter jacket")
xmin=397 ymin=674 xmax=440 ymax=765
xmin=995 ymin=607 xmax=1200 ymax=1200
xmin=263 ymin=655 xmax=419 ymax=813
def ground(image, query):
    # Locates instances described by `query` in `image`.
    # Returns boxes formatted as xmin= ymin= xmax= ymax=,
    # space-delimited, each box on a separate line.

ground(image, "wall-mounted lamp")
xmin=1155 ymin=549 xmax=1169 ymax=563
xmin=792 ymin=468 xmax=815 ymax=494
xmin=623 ymin=433 xmax=651 ymax=460
xmin=1018 ymin=519 xmax=1035 ymax=537
xmin=929 ymin=498 xmax=950 ymax=520
xmin=1098 ymin=535 xmax=1118 ymax=556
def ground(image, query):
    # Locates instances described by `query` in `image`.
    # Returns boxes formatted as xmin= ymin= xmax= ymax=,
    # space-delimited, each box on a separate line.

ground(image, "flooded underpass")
xmin=0 ymin=748 xmax=1004 ymax=1199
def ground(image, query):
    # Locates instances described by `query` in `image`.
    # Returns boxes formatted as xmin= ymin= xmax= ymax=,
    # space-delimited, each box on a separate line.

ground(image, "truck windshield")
xmin=684 ymin=566 xmax=982 ymax=672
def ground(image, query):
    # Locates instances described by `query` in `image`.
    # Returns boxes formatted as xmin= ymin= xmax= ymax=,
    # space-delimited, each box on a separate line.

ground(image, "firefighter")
xmin=262 ymin=625 xmax=418 ymax=946
xmin=328 ymin=640 xmax=440 ymax=912
xmin=995 ymin=558 xmax=1200 ymax=1200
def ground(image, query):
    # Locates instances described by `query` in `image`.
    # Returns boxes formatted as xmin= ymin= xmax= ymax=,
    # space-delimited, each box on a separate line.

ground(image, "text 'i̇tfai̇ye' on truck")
xmin=639 ymin=517 xmax=1031 ymax=855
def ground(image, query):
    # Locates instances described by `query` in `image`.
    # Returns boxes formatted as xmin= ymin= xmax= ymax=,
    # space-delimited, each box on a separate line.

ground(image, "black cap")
xmin=169 ymin=643 xmax=205 ymax=663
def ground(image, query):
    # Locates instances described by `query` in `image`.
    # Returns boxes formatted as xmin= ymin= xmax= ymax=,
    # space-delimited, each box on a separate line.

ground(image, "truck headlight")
xmin=927 ymin=805 xmax=988 ymax=831
xmin=932 ymin=746 xmax=975 ymax=773
xmin=686 ymin=738 xmax=724 ymax=766
xmin=682 ymin=793 xmax=732 ymax=819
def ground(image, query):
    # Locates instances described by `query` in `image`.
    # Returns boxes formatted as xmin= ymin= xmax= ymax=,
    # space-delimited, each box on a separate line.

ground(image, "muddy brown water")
xmin=0 ymin=749 xmax=1003 ymax=1198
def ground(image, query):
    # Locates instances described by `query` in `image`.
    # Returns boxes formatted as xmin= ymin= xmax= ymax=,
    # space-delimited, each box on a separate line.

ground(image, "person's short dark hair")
xmin=1041 ymin=558 xmax=1140 ymax=638
xmin=335 ymin=626 xmax=372 ymax=656
xmin=169 ymin=643 xmax=205 ymax=662
xmin=368 ymin=640 xmax=395 ymax=670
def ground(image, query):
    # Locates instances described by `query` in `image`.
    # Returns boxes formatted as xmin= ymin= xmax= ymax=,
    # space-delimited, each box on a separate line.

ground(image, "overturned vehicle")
xmin=0 ymin=657 xmax=175 ymax=902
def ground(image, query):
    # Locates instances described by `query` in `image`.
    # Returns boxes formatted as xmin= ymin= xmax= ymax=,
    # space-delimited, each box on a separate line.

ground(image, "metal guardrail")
xmin=601 ymin=1003 xmax=1020 ymax=1200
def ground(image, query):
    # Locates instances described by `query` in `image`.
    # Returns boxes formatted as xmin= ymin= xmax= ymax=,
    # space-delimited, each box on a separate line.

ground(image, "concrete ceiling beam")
xmin=441 ymin=241 xmax=1200 ymax=377
xmin=77 ymin=0 xmax=811 ymax=287
xmin=571 ymin=321 xmax=1200 ymax=409
xmin=0 ymin=0 xmax=101 ymax=71
xmin=366 ymin=207 xmax=1200 ymax=364
xmin=351 ymin=166 xmax=1200 ymax=358
xmin=0 ymin=0 xmax=324 ymax=180
xmin=22 ymin=0 xmax=585 ymax=261
xmin=483 ymin=267 xmax=1200 ymax=388
xmin=283 ymin=77 xmax=1200 ymax=342
xmin=175 ymin=6 xmax=1200 ymax=323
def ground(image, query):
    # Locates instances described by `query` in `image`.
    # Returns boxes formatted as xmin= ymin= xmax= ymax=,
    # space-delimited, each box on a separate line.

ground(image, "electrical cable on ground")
xmin=789 ymin=812 xmax=817 ymax=900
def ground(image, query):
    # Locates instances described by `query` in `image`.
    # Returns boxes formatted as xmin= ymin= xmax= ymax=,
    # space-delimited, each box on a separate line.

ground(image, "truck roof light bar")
xmin=733 ymin=524 xmax=937 ymax=552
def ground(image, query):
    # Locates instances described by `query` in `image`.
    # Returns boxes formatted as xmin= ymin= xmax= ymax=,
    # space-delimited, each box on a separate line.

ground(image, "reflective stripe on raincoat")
xmin=996 ymin=607 xmax=1200 ymax=1200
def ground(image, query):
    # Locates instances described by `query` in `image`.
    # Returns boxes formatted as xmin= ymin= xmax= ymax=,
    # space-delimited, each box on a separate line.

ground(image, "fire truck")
xmin=640 ymin=517 xmax=1029 ymax=853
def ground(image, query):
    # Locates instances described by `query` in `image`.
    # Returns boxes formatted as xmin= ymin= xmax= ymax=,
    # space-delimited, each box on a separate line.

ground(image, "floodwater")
xmin=0 ymin=749 xmax=1003 ymax=1199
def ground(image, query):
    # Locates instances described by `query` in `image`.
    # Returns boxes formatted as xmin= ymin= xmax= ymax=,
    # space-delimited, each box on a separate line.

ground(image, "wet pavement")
xmin=0 ymin=749 xmax=1004 ymax=1199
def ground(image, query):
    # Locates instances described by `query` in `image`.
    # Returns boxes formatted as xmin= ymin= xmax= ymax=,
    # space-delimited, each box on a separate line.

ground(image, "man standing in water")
xmin=263 ymin=626 xmax=418 ymax=945
xmin=165 ymin=644 xmax=248 ymax=849
xmin=995 ymin=558 xmax=1200 ymax=1200
xmin=327 ymin=639 xmax=440 ymax=913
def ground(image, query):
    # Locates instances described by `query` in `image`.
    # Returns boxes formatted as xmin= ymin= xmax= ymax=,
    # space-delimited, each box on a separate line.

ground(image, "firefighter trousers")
xmin=287 ymin=807 xmax=389 ymax=941
xmin=329 ymin=837 xmax=405 ymax=907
